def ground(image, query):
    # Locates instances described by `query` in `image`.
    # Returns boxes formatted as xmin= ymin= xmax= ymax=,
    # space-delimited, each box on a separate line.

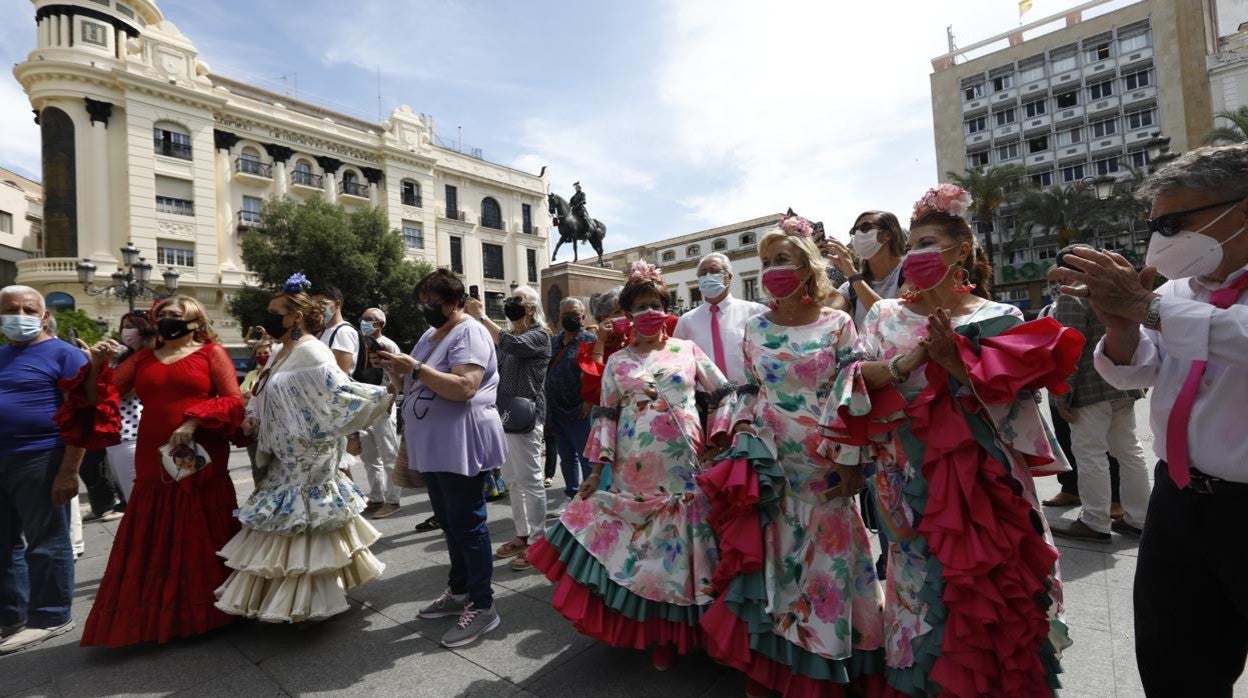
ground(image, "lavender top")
xmin=401 ymin=319 xmax=506 ymax=477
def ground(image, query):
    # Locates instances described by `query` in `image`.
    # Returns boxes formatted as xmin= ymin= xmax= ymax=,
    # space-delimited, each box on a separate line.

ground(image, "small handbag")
xmin=497 ymin=395 xmax=537 ymax=434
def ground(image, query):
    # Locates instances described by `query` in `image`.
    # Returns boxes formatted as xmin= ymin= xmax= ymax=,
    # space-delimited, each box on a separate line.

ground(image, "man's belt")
xmin=1164 ymin=461 xmax=1248 ymax=495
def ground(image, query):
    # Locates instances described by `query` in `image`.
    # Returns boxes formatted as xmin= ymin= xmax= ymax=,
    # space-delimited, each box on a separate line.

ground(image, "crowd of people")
xmin=1 ymin=143 xmax=1247 ymax=697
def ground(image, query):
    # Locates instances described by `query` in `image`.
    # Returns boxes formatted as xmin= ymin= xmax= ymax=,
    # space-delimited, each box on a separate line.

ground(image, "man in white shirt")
xmin=673 ymin=252 xmax=768 ymax=385
xmin=313 ymin=286 xmax=358 ymax=375
xmin=355 ymin=307 xmax=402 ymax=519
xmin=1049 ymin=144 xmax=1248 ymax=697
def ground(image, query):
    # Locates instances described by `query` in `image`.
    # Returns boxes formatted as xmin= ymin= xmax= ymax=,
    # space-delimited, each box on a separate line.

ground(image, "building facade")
xmin=0 ymin=168 xmax=43 ymax=288
xmin=1209 ymin=20 xmax=1248 ymax=116
xmin=929 ymin=0 xmax=1214 ymax=308
xmin=12 ymin=0 xmax=549 ymax=344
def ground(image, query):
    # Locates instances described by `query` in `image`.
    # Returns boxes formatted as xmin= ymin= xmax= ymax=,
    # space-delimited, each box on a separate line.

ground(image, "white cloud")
xmin=0 ymin=2 xmax=41 ymax=179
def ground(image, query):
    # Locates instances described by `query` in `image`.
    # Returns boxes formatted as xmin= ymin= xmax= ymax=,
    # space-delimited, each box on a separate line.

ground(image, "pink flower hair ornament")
xmin=776 ymin=214 xmax=815 ymax=238
xmin=628 ymin=260 xmax=665 ymax=284
xmin=912 ymin=183 xmax=974 ymax=221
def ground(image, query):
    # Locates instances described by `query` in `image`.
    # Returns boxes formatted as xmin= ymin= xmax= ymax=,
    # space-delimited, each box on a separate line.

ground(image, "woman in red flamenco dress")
xmin=63 ymin=295 xmax=244 ymax=647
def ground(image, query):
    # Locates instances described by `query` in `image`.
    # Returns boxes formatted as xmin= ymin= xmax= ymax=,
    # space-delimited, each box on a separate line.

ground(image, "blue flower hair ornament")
xmin=283 ymin=272 xmax=312 ymax=294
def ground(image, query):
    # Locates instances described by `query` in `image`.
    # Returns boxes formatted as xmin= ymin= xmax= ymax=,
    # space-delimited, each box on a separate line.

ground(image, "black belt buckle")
xmin=1188 ymin=469 xmax=1218 ymax=495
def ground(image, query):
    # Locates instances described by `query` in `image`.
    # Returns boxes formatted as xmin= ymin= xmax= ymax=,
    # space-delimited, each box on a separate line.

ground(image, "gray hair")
xmin=559 ymin=297 xmax=585 ymax=313
xmin=0 ymin=285 xmax=45 ymax=312
xmin=591 ymin=285 xmax=623 ymax=322
xmin=698 ymin=252 xmax=733 ymax=275
xmin=363 ymin=307 xmax=386 ymax=323
xmin=512 ymin=285 xmax=546 ymax=329
xmin=1136 ymin=144 xmax=1248 ymax=202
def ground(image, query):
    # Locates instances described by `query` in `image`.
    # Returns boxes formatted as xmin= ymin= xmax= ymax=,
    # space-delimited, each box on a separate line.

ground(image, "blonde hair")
xmin=758 ymin=230 xmax=834 ymax=304
xmin=154 ymin=294 xmax=220 ymax=343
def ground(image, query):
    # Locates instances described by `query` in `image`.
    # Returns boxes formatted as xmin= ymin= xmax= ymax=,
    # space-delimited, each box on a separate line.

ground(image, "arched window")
xmin=480 ymin=196 xmax=503 ymax=230
xmin=713 ymin=239 xmax=727 ymax=252
xmin=686 ymin=244 xmax=700 ymax=257
xmin=401 ymin=179 xmax=421 ymax=207
xmin=235 ymin=146 xmax=269 ymax=178
xmin=153 ymin=121 xmax=192 ymax=160
xmin=340 ymin=169 xmax=366 ymax=198
xmin=292 ymin=159 xmax=319 ymax=188
xmin=45 ymin=291 xmax=75 ymax=312
xmin=661 ymin=250 xmax=676 ymax=263
xmin=740 ymin=232 xmax=755 ymax=247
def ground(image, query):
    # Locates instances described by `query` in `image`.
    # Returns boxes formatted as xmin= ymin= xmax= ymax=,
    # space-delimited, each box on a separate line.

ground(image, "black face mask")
xmin=262 ymin=312 xmax=289 ymax=341
xmin=156 ymin=318 xmax=195 ymax=340
xmin=421 ymin=303 xmax=450 ymax=328
xmin=503 ymin=300 xmax=527 ymax=322
xmin=560 ymin=316 xmax=583 ymax=333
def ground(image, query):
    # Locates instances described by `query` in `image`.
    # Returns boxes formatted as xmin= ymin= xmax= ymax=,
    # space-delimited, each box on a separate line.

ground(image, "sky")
xmin=2 ymin=0 xmax=1246 ymax=260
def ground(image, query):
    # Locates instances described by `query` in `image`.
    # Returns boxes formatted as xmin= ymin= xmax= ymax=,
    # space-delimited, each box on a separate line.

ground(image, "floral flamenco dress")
xmin=528 ymin=338 xmax=735 ymax=654
xmin=828 ymin=299 xmax=1082 ymax=697
xmin=698 ymin=308 xmax=887 ymax=698
xmin=62 ymin=344 xmax=245 ymax=647
xmin=215 ymin=340 xmax=392 ymax=622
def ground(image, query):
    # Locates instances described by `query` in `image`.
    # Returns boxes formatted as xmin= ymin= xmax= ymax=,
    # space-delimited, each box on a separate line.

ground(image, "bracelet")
xmin=848 ymin=273 xmax=865 ymax=284
xmin=1143 ymin=296 xmax=1162 ymax=331
xmin=887 ymin=354 xmax=910 ymax=384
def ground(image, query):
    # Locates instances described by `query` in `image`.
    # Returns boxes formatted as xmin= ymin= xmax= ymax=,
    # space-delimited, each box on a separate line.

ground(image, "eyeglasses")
xmin=1147 ymin=197 xmax=1246 ymax=237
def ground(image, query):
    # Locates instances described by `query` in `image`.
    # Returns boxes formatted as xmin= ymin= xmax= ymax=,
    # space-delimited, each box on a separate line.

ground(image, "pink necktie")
xmin=709 ymin=303 xmax=728 ymax=376
xmin=1165 ymin=275 xmax=1248 ymax=488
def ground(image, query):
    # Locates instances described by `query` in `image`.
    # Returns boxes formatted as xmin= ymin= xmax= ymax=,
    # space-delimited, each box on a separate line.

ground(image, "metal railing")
xmin=155 ymin=196 xmax=194 ymax=216
xmin=479 ymin=216 xmax=505 ymax=231
xmin=401 ymin=194 xmax=423 ymax=208
xmin=234 ymin=158 xmax=272 ymax=178
xmin=291 ymin=170 xmax=323 ymax=188
xmin=153 ymin=139 xmax=192 ymax=160
xmin=237 ymin=210 xmax=262 ymax=228
xmin=443 ymin=208 xmax=466 ymax=221
xmin=339 ymin=180 xmax=369 ymax=198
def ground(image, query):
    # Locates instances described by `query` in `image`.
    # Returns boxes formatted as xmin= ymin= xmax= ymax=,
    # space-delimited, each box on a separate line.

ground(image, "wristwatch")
xmin=411 ymin=360 xmax=424 ymax=380
xmin=848 ymin=273 xmax=865 ymax=284
xmin=1142 ymin=296 xmax=1162 ymax=331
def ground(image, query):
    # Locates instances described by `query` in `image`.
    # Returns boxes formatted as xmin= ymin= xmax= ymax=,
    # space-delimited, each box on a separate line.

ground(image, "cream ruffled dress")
xmin=215 ymin=339 xmax=392 ymax=622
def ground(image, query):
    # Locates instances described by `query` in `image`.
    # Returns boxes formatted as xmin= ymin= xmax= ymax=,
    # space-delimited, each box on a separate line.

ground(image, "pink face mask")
xmin=631 ymin=309 xmax=668 ymax=337
xmin=120 ymin=328 xmax=143 ymax=349
xmin=610 ymin=317 xmax=632 ymax=335
xmin=762 ymin=265 xmax=803 ymax=300
xmin=901 ymin=247 xmax=955 ymax=293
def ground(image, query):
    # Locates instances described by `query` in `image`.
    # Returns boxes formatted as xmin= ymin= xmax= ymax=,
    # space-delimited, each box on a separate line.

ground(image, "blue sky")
xmin=3 ymin=0 xmax=1246 ymax=259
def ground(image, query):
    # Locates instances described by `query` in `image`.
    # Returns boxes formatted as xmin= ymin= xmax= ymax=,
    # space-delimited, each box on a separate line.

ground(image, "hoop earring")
xmin=952 ymin=268 xmax=976 ymax=296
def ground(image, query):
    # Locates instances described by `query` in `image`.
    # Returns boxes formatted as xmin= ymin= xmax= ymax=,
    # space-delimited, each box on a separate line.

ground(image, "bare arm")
xmin=51 ymin=445 xmax=85 ymax=505
xmin=331 ymin=350 xmax=353 ymax=374
xmin=421 ymin=362 xmax=486 ymax=402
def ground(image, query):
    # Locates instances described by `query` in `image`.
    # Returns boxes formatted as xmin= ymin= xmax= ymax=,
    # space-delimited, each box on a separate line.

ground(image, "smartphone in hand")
xmin=469 ymin=284 xmax=480 ymax=300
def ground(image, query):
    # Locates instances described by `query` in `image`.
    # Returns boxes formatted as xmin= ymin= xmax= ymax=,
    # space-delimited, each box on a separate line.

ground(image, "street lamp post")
xmin=77 ymin=242 xmax=181 ymax=312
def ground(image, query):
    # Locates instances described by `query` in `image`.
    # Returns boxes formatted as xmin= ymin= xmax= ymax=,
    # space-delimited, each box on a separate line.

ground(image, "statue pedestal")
xmin=540 ymin=262 xmax=624 ymax=324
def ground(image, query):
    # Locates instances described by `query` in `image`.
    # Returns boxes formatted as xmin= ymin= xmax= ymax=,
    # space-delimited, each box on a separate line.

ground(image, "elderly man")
xmin=355 ymin=307 xmax=402 ymax=519
xmin=545 ymin=298 xmax=596 ymax=501
xmin=1049 ymin=144 xmax=1248 ymax=697
xmin=673 ymin=252 xmax=767 ymax=384
xmin=0 ymin=286 xmax=85 ymax=654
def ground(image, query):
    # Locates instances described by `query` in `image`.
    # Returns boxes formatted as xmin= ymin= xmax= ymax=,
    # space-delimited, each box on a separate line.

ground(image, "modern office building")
xmin=929 ymin=0 xmax=1214 ymax=307
xmin=12 ymin=0 xmax=549 ymax=343
xmin=0 ymin=167 xmax=44 ymax=288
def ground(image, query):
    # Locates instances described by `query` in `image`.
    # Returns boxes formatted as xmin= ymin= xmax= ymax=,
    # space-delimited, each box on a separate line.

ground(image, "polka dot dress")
xmin=119 ymin=396 xmax=143 ymax=442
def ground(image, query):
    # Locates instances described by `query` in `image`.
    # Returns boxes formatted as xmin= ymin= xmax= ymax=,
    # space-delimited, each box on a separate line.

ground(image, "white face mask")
xmin=1146 ymin=202 xmax=1245 ymax=280
xmin=852 ymin=228 xmax=884 ymax=260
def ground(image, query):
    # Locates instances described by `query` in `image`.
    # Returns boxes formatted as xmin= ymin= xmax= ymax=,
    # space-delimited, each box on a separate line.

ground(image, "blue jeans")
xmin=550 ymin=415 xmax=592 ymax=496
xmin=0 ymin=447 xmax=74 ymax=629
xmin=424 ymin=469 xmax=493 ymax=610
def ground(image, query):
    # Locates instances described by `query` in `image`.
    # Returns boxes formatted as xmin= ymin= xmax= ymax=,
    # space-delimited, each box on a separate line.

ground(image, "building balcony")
xmin=1119 ymin=46 xmax=1154 ymax=71
xmin=237 ymin=210 xmax=263 ymax=229
xmin=1024 ymin=151 xmax=1054 ymax=169
xmin=990 ymin=87 xmax=1018 ymax=108
xmin=1019 ymin=78 xmax=1049 ymax=99
xmin=155 ymin=196 xmax=194 ymax=217
xmin=401 ymin=195 xmax=423 ymax=208
xmin=1087 ymin=94 xmax=1121 ymax=116
xmin=1022 ymin=114 xmax=1052 ymax=135
xmin=479 ymin=217 xmax=506 ymax=231
xmin=233 ymin=158 xmax=272 ymax=184
xmin=1051 ymin=68 xmax=1081 ymax=89
xmin=1122 ymin=85 xmax=1158 ymax=109
xmin=1125 ymin=127 xmax=1157 ymax=148
xmin=997 ymin=153 xmax=1024 ymax=168
xmin=1090 ymin=133 xmax=1124 ymax=154
xmin=290 ymin=170 xmax=323 ymax=191
xmin=991 ymin=123 xmax=1020 ymax=141
xmin=1057 ymin=142 xmax=1089 ymax=163
xmin=153 ymin=139 xmax=192 ymax=160
xmin=1053 ymin=104 xmax=1085 ymax=125
xmin=338 ymin=180 xmax=369 ymax=200
xmin=442 ymin=208 xmax=467 ymax=222
xmin=521 ymin=224 xmax=540 ymax=235
xmin=965 ymin=131 xmax=991 ymax=148
xmin=15 ymin=257 xmax=80 ymax=285
xmin=962 ymin=96 xmax=989 ymax=116
xmin=1082 ymin=57 xmax=1117 ymax=80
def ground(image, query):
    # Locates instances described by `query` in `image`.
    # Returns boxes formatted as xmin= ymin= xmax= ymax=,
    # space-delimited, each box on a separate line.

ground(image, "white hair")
xmin=559 ymin=297 xmax=584 ymax=312
xmin=698 ymin=252 xmax=733 ymax=276
xmin=512 ymin=285 xmax=546 ymax=329
xmin=0 ymin=285 xmax=45 ymax=312
xmin=363 ymin=307 xmax=386 ymax=324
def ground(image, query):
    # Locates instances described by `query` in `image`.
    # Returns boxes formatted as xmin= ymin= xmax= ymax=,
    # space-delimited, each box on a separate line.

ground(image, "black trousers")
xmin=1135 ymin=462 xmax=1248 ymax=697
xmin=1049 ymin=403 xmax=1121 ymax=500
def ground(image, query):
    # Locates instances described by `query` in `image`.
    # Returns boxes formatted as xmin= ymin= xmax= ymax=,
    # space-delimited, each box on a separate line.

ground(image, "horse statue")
xmin=548 ymin=192 xmax=607 ymax=267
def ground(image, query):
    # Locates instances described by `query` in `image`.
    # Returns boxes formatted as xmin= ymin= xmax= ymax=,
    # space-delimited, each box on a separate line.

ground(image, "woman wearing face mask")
xmin=74 ymin=295 xmax=245 ymax=647
xmin=215 ymin=273 xmax=391 ymax=624
xmin=98 ymin=310 xmax=157 ymax=503
xmin=529 ymin=261 xmax=736 ymax=671
xmin=696 ymin=214 xmax=886 ymax=698
xmin=827 ymin=211 xmax=908 ymax=331
xmin=239 ymin=338 xmax=273 ymax=486
xmin=832 ymin=184 xmax=1080 ymax=696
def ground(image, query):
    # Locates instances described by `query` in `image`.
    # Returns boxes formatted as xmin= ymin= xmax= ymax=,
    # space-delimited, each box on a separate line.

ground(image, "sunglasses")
xmin=850 ymin=221 xmax=881 ymax=235
xmin=1147 ymin=197 xmax=1246 ymax=237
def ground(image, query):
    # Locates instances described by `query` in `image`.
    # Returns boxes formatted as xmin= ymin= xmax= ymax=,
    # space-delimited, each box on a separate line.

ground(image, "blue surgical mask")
xmin=322 ymin=305 xmax=335 ymax=326
xmin=697 ymin=273 xmax=728 ymax=300
xmin=1 ymin=314 xmax=44 ymax=342
xmin=359 ymin=320 xmax=375 ymax=336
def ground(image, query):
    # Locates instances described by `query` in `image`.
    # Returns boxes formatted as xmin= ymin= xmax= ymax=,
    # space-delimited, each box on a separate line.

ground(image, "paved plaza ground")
xmin=5 ymin=401 xmax=1247 ymax=697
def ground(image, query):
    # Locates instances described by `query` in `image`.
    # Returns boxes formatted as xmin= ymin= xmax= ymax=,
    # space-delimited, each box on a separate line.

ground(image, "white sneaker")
xmin=0 ymin=621 xmax=75 ymax=654
xmin=0 ymin=621 xmax=25 ymax=639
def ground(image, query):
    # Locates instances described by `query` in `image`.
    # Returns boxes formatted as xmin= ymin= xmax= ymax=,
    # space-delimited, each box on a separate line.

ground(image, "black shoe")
xmin=415 ymin=515 xmax=441 ymax=533
xmin=1111 ymin=518 xmax=1143 ymax=537
xmin=1051 ymin=519 xmax=1111 ymax=543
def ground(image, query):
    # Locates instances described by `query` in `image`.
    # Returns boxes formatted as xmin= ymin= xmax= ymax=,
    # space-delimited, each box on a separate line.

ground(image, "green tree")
xmin=1204 ymin=106 xmax=1248 ymax=145
xmin=54 ymin=308 xmax=107 ymax=345
xmin=947 ymin=165 xmax=1029 ymax=274
xmin=1015 ymin=183 xmax=1117 ymax=247
xmin=228 ymin=197 xmax=434 ymax=351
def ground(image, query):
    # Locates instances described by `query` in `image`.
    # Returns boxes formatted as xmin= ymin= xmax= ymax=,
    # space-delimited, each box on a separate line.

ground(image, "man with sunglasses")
xmin=1049 ymin=144 xmax=1248 ymax=697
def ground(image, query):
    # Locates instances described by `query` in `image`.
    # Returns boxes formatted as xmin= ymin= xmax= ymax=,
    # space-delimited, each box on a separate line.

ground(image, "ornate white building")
xmin=0 ymin=167 xmax=43 ymax=288
xmin=12 ymin=0 xmax=549 ymax=344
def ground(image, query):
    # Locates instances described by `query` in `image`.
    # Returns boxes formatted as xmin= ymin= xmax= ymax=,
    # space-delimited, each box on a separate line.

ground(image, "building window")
xmin=742 ymin=277 xmax=759 ymax=302
xmin=713 ymin=238 xmax=727 ymax=251
xmin=236 ymin=148 xmax=270 ymax=177
xmin=482 ymin=243 xmax=504 ymax=280
xmin=155 ymin=195 xmax=194 ymax=216
xmin=1061 ymin=164 xmax=1086 ymax=182
xmin=996 ymin=143 xmax=1019 ymax=161
xmin=1123 ymin=70 xmax=1151 ymax=91
xmin=690 ymin=287 xmax=703 ymax=305
xmin=445 ymin=184 xmax=459 ymax=219
xmin=1023 ymin=99 xmax=1047 ymax=118
xmin=450 ymin=235 xmax=463 ymax=274
xmin=966 ymin=116 xmax=987 ymax=134
xmin=1088 ymin=80 xmax=1114 ymax=100
xmin=686 ymin=244 xmax=700 ymax=257
xmin=340 ymin=170 xmax=367 ymax=198
xmin=157 ymin=241 xmax=194 ymax=267
xmin=1126 ymin=109 xmax=1155 ymax=131
xmin=153 ymin=125 xmax=192 ymax=160
xmin=963 ymin=82 xmax=985 ymax=101
xmin=740 ymin=232 xmax=755 ymax=247
xmin=1019 ymin=61 xmax=1045 ymax=83
xmin=240 ymin=196 xmax=262 ymax=226
xmin=1030 ymin=170 xmax=1053 ymax=188
xmin=1057 ymin=127 xmax=1083 ymax=146
xmin=968 ymin=151 xmax=990 ymax=169
xmin=292 ymin=159 xmax=319 ymax=187
xmin=1051 ymin=50 xmax=1077 ymax=73
xmin=995 ymin=108 xmax=1016 ymax=126
xmin=662 ymin=250 xmax=676 ymax=262
xmin=1055 ymin=92 xmax=1078 ymax=109
xmin=522 ymin=203 xmax=533 ymax=234
xmin=402 ymin=221 xmax=424 ymax=249
xmin=480 ymin=197 xmax=503 ymax=230
xmin=992 ymin=74 xmax=1013 ymax=92
xmin=1128 ymin=150 xmax=1150 ymax=169
xmin=667 ymin=291 xmax=679 ymax=309
xmin=1091 ymin=118 xmax=1119 ymax=139
xmin=527 ymin=249 xmax=538 ymax=283
xmin=1119 ymin=30 xmax=1150 ymax=54
xmin=1027 ymin=136 xmax=1048 ymax=154
xmin=1093 ymin=156 xmax=1121 ymax=175
xmin=81 ymin=20 xmax=108 ymax=46
xmin=0 ymin=210 xmax=11 ymax=233
xmin=401 ymin=180 xmax=421 ymax=207
xmin=1086 ymin=40 xmax=1112 ymax=62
